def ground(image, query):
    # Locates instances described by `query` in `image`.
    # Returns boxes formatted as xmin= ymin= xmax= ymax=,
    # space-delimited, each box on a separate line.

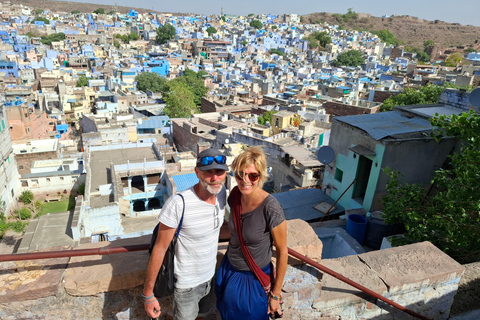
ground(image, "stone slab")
xmin=64 ymin=235 xmax=151 ymax=296
xmin=314 ymin=254 xmax=387 ymax=309
xmin=358 ymin=241 xmax=465 ymax=292
xmin=0 ymin=254 xmax=69 ymax=303
xmin=283 ymin=219 xmax=323 ymax=265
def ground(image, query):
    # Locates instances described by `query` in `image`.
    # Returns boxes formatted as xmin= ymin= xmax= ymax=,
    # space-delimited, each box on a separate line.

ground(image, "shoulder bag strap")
xmin=175 ymin=194 xmax=185 ymax=237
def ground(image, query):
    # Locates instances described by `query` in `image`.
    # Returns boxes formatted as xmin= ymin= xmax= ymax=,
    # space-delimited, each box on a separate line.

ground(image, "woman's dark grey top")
xmin=227 ymin=195 xmax=286 ymax=271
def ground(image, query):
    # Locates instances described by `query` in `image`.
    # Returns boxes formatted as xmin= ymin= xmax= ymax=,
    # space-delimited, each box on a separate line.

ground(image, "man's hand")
xmin=144 ymin=296 xmax=161 ymax=318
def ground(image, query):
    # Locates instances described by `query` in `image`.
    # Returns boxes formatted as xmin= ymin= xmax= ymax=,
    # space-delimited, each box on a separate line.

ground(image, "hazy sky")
xmin=65 ymin=0 xmax=480 ymax=27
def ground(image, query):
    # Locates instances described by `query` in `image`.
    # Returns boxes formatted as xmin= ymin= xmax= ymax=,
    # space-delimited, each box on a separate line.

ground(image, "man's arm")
xmin=219 ymin=220 xmax=231 ymax=242
xmin=143 ymin=223 xmax=176 ymax=318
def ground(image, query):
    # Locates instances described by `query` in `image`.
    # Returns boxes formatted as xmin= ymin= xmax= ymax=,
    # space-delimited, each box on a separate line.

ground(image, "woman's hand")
xmin=268 ymin=293 xmax=283 ymax=318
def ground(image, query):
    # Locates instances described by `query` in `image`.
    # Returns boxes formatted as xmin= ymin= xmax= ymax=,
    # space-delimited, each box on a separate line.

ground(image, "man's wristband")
xmin=140 ymin=293 xmax=155 ymax=301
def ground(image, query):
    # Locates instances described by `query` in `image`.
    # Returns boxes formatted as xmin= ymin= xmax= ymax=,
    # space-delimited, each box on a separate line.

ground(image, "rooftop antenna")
xmin=316 ymin=146 xmax=335 ymax=169
xmin=468 ymin=88 xmax=480 ymax=109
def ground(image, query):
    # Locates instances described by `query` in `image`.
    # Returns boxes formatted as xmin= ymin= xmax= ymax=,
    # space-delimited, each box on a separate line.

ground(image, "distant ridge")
xmin=304 ymin=12 xmax=480 ymax=48
xmin=12 ymin=0 xmax=480 ymax=49
xmin=13 ymin=0 xmax=185 ymax=16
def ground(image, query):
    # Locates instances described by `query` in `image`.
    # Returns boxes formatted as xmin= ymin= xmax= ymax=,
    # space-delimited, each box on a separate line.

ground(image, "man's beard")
xmin=199 ymin=178 xmax=224 ymax=195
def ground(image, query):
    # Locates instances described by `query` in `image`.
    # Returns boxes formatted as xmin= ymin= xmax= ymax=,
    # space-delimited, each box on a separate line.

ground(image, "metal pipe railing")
xmin=0 ymin=244 xmax=432 ymax=320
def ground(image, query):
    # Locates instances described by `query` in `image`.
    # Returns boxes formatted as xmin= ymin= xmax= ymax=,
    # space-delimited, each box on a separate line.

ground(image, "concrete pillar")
xmin=143 ymin=174 xmax=147 ymax=193
xmin=128 ymin=176 xmax=132 ymax=194
xmin=144 ymin=199 xmax=149 ymax=211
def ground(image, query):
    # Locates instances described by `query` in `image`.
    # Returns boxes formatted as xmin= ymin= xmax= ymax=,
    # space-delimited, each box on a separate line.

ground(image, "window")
xmin=18 ymin=165 xmax=24 ymax=169
xmin=60 ymin=177 xmax=64 ymax=180
xmin=46 ymin=178 xmax=50 ymax=182
xmin=334 ymin=168 xmax=343 ymax=182
xmin=21 ymin=180 xmax=28 ymax=187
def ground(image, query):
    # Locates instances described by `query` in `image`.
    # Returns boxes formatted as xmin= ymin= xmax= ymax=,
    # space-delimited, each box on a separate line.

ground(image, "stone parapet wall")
xmin=0 ymin=225 xmax=465 ymax=319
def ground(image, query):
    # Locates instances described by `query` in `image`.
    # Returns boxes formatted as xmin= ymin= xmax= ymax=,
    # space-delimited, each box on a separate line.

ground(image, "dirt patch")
xmin=450 ymin=261 xmax=480 ymax=315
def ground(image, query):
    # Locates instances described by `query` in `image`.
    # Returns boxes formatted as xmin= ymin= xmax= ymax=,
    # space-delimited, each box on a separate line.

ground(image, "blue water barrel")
xmin=346 ymin=214 xmax=368 ymax=244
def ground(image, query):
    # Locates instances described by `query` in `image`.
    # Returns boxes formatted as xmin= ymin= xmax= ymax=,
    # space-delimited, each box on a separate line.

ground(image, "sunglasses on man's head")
xmin=234 ymin=171 xmax=261 ymax=182
xmin=200 ymin=155 xmax=227 ymax=166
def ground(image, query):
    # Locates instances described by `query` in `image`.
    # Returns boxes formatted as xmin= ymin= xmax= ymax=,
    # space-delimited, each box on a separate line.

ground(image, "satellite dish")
xmin=469 ymin=88 xmax=480 ymax=108
xmin=316 ymin=146 xmax=335 ymax=165
xmin=225 ymin=139 xmax=229 ymax=144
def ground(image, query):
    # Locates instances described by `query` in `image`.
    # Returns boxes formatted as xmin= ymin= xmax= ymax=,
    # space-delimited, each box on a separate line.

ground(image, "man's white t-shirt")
xmin=159 ymin=186 xmax=226 ymax=289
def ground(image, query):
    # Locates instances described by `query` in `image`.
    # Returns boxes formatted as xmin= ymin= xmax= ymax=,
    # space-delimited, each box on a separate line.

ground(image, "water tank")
xmin=364 ymin=211 xmax=404 ymax=250
xmin=305 ymin=169 xmax=313 ymax=180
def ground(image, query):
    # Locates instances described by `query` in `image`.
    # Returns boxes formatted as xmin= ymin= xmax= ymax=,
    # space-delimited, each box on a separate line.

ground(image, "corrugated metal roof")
xmin=272 ymin=188 xmax=344 ymax=221
xmin=172 ymin=173 xmax=198 ymax=192
xmin=334 ymin=111 xmax=433 ymax=140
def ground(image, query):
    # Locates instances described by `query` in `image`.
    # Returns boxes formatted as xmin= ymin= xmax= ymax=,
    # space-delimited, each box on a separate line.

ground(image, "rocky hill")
xmin=304 ymin=12 xmax=480 ymax=49
xmin=11 ymin=0 xmax=480 ymax=49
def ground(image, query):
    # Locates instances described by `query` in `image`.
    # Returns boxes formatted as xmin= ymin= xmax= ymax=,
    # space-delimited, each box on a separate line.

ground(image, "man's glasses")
xmin=199 ymin=155 xmax=226 ymax=166
xmin=234 ymin=171 xmax=261 ymax=182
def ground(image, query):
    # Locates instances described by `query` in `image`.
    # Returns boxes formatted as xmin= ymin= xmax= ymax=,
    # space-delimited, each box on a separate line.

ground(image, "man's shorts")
xmin=173 ymin=278 xmax=214 ymax=320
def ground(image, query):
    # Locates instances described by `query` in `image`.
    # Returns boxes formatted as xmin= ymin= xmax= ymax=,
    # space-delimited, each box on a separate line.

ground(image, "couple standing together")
xmin=143 ymin=146 xmax=288 ymax=320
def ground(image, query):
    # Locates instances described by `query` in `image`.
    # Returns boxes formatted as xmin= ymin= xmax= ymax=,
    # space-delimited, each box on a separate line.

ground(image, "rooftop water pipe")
xmin=0 ymin=244 xmax=432 ymax=320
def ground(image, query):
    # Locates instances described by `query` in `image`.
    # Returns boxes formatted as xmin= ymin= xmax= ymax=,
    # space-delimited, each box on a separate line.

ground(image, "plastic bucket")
xmin=346 ymin=214 xmax=368 ymax=244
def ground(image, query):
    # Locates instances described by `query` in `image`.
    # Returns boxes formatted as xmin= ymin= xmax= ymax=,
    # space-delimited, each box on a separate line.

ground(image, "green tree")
xmin=381 ymin=84 xmax=444 ymax=112
xmin=314 ymin=31 xmax=331 ymax=47
xmin=221 ymin=16 xmax=226 ymax=22
xmin=249 ymin=20 xmax=263 ymax=30
xmin=71 ymin=10 xmax=80 ymax=15
xmin=173 ymin=70 xmax=209 ymax=105
xmin=373 ymin=29 xmax=398 ymax=45
xmin=156 ymin=23 xmax=176 ymax=44
xmin=31 ymin=17 xmax=50 ymax=25
xmin=444 ymin=52 xmax=462 ymax=67
xmin=331 ymin=50 xmax=364 ymax=67
xmin=423 ymin=40 xmax=435 ymax=48
xmin=241 ymin=40 xmax=248 ymax=46
xmin=270 ymin=48 xmax=284 ymax=56
xmin=306 ymin=38 xmax=319 ymax=49
xmin=206 ymin=26 xmax=217 ymax=36
xmin=258 ymin=110 xmax=277 ymax=125
xmin=464 ymin=48 xmax=477 ymax=53
xmin=271 ymin=25 xmax=277 ymax=30
xmin=76 ymin=75 xmax=89 ymax=87
xmin=108 ymin=10 xmax=116 ymax=15
xmin=19 ymin=190 xmax=34 ymax=205
xmin=93 ymin=8 xmax=105 ymax=14
xmin=40 ymin=32 xmax=65 ymax=45
xmin=162 ymin=81 xmax=197 ymax=118
xmin=248 ymin=13 xmax=254 ymax=17
xmin=34 ymin=9 xmax=43 ymax=15
xmin=382 ymin=111 xmax=480 ymax=263
xmin=113 ymin=39 xmax=120 ymax=48
xmin=416 ymin=51 xmax=431 ymax=63
xmin=135 ymin=72 xmax=167 ymax=93
xmin=129 ymin=31 xmax=139 ymax=41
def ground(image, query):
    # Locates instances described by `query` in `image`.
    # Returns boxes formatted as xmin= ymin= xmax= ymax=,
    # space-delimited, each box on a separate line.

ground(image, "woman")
xmin=215 ymin=146 xmax=288 ymax=320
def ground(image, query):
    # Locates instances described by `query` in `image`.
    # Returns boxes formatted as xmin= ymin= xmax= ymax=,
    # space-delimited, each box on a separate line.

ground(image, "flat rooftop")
xmin=88 ymin=145 xmax=158 ymax=208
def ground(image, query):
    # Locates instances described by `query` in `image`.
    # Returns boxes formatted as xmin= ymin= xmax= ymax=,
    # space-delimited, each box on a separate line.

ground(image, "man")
xmin=143 ymin=148 xmax=228 ymax=319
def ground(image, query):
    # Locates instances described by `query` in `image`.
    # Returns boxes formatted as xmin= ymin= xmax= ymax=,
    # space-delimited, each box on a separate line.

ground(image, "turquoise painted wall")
xmin=324 ymin=143 xmax=385 ymax=212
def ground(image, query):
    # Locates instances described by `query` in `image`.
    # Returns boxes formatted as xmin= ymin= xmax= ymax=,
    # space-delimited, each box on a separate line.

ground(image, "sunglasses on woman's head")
xmin=234 ymin=171 xmax=261 ymax=182
xmin=200 ymin=155 xmax=227 ymax=165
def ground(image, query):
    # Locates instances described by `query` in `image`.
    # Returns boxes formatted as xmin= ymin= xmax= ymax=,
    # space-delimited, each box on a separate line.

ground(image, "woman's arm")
xmin=269 ymin=220 xmax=288 ymax=314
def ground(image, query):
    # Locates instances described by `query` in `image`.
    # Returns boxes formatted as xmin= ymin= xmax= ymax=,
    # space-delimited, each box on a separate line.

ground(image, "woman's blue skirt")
xmin=215 ymin=256 xmax=272 ymax=320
